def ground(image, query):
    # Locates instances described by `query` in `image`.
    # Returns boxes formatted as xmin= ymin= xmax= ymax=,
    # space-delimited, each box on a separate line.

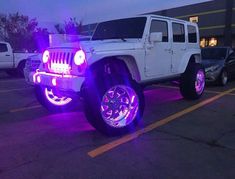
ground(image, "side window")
xmin=172 ymin=23 xmax=185 ymax=43
xmin=150 ymin=20 xmax=168 ymax=42
xmin=188 ymin=25 xmax=197 ymax=43
xmin=0 ymin=43 xmax=8 ymax=52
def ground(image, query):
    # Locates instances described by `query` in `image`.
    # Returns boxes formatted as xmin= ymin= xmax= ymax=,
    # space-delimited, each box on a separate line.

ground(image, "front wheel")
xmin=83 ymin=75 xmax=145 ymax=136
xmin=35 ymin=86 xmax=76 ymax=112
xmin=180 ymin=63 xmax=205 ymax=100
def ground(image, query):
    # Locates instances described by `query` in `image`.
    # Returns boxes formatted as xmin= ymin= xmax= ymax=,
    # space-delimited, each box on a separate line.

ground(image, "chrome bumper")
xmin=31 ymin=71 xmax=85 ymax=92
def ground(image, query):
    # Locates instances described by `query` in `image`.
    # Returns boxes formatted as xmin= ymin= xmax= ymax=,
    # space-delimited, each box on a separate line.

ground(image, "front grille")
xmin=48 ymin=50 xmax=74 ymax=74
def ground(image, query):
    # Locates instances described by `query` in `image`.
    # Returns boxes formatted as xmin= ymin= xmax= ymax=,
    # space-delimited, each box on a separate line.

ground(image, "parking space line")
xmin=155 ymin=84 xmax=178 ymax=89
xmin=0 ymin=87 xmax=33 ymax=93
xmin=9 ymin=105 xmax=42 ymax=113
xmin=88 ymin=87 xmax=235 ymax=158
xmin=155 ymin=84 xmax=235 ymax=96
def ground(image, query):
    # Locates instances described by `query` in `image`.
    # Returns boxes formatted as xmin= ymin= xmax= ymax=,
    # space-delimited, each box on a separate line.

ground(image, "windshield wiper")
xmin=120 ymin=38 xmax=127 ymax=42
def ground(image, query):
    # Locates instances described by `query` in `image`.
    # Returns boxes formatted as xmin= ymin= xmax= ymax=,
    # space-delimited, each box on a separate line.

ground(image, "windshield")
xmin=92 ymin=17 xmax=147 ymax=40
xmin=202 ymin=48 xmax=227 ymax=60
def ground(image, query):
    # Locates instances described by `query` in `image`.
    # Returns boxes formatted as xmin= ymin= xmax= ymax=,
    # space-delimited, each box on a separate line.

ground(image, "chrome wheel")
xmin=195 ymin=69 xmax=205 ymax=95
xmin=100 ymin=85 xmax=139 ymax=128
xmin=44 ymin=88 xmax=72 ymax=106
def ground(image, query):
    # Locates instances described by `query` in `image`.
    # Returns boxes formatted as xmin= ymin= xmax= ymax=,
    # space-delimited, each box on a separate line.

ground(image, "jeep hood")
xmin=54 ymin=40 xmax=143 ymax=53
xmin=83 ymin=40 xmax=143 ymax=52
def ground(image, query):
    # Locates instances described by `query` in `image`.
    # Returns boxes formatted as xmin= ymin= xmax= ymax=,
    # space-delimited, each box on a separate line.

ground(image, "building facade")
xmin=150 ymin=0 xmax=235 ymax=47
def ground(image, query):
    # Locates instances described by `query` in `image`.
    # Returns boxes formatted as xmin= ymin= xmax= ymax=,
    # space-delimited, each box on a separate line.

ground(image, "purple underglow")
xmin=74 ymin=50 xmax=86 ymax=66
xmin=44 ymin=88 xmax=72 ymax=106
xmin=42 ymin=50 xmax=50 ymax=63
xmin=52 ymin=78 xmax=57 ymax=86
xmin=43 ymin=112 xmax=95 ymax=133
xmin=144 ymin=87 xmax=182 ymax=104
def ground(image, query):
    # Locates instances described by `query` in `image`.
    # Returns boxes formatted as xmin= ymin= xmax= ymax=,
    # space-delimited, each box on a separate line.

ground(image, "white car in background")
xmin=0 ymin=41 xmax=37 ymax=76
xmin=24 ymin=54 xmax=42 ymax=85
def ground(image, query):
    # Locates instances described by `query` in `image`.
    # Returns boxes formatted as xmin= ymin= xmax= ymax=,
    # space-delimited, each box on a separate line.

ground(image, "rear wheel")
xmin=83 ymin=74 xmax=144 ymax=136
xmin=35 ymin=86 xmax=76 ymax=112
xmin=180 ymin=63 xmax=205 ymax=100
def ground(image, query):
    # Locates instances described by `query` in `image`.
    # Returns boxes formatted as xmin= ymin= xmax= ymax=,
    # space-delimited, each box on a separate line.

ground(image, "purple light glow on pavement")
xmin=42 ymin=112 xmax=95 ymax=134
xmin=144 ymin=87 xmax=182 ymax=104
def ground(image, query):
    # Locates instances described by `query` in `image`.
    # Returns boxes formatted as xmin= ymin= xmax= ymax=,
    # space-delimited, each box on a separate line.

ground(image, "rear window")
xmin=0 ymin=43 xmax=8 ymax=52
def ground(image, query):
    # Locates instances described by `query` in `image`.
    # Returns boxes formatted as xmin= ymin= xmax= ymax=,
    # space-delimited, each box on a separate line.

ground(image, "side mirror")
xmin=150 ymin=32 xmax=163 ymax=42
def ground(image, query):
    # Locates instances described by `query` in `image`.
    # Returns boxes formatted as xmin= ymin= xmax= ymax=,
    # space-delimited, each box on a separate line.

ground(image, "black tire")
xmin=6 ymin=69 xmax=17 ymax=77
xmin=180 ymin=63 xmax=205 ymax=100
xmin=17 ymin=61 xmax=26 ymax=77
xmin=35 ymin=85 xmax=77 ymax=113
xmin=218 ymin=69 xmax=228 ymax=86
xmin=83 ymin=74 xmax=145 ymax=136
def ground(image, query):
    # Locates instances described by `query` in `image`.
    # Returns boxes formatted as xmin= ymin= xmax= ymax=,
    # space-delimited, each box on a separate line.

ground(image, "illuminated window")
xmin=189 ymin=16 xmax=199 ymax=23
xmin=209 ymin=37 xmax=217 ymax=46
xmin=200 ymin=38 xmax=206 ymax=48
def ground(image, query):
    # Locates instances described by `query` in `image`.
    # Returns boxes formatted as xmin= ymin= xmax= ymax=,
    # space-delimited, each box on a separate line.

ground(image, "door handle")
xmin=5 ymin=54 xmax=10 ymax=56
xmin=165 ymin=49 xmax=171 ymax=52
xmin=181 ymin=48 xmax=186 ymax=51
xmin=165 ymin=49 xmax=172 ymax=53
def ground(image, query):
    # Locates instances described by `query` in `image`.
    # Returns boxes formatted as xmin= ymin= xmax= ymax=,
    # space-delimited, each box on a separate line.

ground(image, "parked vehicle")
xmin=31 ymin=15 xmax=205 ymax=136
xmin=201 ymin=47 xmax=235 ymax=86
xmin=24 ymin=54 xmax=42 ymax=85
xmin=0 ymin=41 xmax=36 ymax=76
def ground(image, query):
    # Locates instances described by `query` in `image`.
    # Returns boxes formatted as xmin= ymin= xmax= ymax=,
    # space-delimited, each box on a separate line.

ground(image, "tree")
xmin=33 ymin=27 xmax=49 ymax=52
xmin=0 ymin=12 xmax=48 ymax=52
xmin=55 ymin=17 xmax=82 ymax=35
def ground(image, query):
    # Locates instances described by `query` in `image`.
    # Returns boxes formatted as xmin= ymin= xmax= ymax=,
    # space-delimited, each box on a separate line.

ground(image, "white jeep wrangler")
xmin=33 ymin=15 xmax=205 ymax=136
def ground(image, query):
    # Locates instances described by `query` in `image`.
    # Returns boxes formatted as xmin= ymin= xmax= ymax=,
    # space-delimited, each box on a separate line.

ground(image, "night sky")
xmin=0 ymin=0 xmax=211 ymax=29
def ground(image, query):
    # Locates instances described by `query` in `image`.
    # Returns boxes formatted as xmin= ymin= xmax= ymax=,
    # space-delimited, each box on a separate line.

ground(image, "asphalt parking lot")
xmin=0 ymin=72 xmax=235 ymax=179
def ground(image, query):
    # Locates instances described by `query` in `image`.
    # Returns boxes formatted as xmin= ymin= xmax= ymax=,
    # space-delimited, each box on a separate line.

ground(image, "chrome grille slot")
xmin=48 ymin=50 xmax=73 ymax=75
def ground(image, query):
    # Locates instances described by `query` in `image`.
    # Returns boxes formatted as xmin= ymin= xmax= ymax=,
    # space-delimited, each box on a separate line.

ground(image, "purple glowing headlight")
xmin=42 ymin=50 xmax=50 ymax=63
xmin=74 ymin=49 xmax=86 ymax=66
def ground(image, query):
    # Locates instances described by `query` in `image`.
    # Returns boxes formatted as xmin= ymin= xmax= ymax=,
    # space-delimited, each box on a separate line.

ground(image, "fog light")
xmin=52 ymin=78 xmax=57 ymax=86
xmin=36 ymin=76 xmax=41 ymax=83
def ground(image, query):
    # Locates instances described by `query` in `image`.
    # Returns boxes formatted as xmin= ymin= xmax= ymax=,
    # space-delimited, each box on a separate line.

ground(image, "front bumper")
xmin=32 ymin=71 xmax=85 ymax=92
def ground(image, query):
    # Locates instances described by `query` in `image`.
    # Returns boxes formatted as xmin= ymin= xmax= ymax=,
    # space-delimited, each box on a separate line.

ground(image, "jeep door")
xmin=145 ymin=19 xmax=171 ymax=77
xmin=171 ymin=22 xmax=186 ymax=73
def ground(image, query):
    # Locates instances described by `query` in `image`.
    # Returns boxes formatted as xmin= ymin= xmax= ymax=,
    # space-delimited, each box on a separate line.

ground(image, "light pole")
xmin=224 ymin=0 xmax=233 ymax=46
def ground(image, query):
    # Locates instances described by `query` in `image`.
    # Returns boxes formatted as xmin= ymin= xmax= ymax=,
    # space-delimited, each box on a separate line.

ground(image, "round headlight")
xmin=74 ymin=50 xmax=86 ymax=66
xmin=42 ymin=50 xmax=50 ymax=63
